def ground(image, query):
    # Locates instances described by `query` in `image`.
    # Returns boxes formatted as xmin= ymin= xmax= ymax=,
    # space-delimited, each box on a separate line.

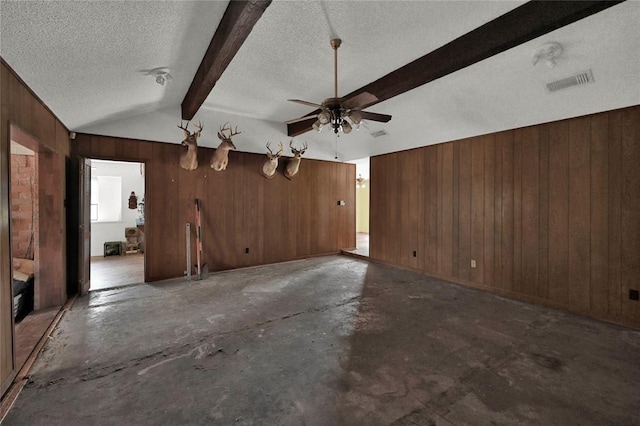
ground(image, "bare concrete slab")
xmin=4 ymin=256 xmax=639 ymax=425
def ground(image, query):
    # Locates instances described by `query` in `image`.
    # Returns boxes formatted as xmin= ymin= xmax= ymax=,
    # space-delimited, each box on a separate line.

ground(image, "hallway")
xmin=4 ymin=255 xmax=639 ymax=425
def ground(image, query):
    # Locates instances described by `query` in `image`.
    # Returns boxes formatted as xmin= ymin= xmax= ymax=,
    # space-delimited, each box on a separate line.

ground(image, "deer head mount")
xmin=284 ymin=141 xmax=308 ymax=180
xmin=261 ymin=142 xmax=284 ymax=179
xmin=178 ymin=121 xmax=202 ymax=171
xmin=211 ymin=123 xmax=241 ymax=171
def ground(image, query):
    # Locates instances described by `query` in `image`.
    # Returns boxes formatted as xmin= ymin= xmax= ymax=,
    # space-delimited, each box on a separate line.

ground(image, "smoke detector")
xmin=142 ymin=67 xmax=173 ymax=86
xmin=532 ymin=42 xmax=563 ymax=68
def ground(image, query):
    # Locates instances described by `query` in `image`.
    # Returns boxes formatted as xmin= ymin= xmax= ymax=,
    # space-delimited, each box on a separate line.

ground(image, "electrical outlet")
xmin=337 ymin=200 xmax=346 ymax=206
xmin=630 ymin=289 xmax=639 ymax=301
xmin=412 ymin=250 xmax=417 ymax=257
xmin=471 ymin=259 xmax=477 ymax=268
xmin=245 ymin=248 xmax=250 ymax=254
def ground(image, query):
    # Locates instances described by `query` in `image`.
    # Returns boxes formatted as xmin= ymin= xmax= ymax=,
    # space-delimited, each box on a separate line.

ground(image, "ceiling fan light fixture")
xmin=318 ymin=111 xmax=330 ymax=124
xmin=348 ymin=111 xmax=362 ymax=124
xmin=312 ymin=120 xmax=323 ymax=132
xmin=342 ymin=120 xmax=352 ymax=134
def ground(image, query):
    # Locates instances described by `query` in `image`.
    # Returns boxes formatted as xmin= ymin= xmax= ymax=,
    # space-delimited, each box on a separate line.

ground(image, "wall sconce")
xmin=356 ymin=174 xmax=366 ymax=188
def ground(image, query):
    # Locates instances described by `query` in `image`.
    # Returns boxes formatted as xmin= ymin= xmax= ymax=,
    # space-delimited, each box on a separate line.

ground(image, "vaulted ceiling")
xmin=2 ymin=1 xmax=639 ymax=162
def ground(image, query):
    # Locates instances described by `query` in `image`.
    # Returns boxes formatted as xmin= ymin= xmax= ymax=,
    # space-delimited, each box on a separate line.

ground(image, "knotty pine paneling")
xmin=370 ymin=105 xmax=640 ymax=329
xmin=1 ymin=60 xmax=70 ymax=395
xmin=74 ymin=134 xmax=355 ymax=282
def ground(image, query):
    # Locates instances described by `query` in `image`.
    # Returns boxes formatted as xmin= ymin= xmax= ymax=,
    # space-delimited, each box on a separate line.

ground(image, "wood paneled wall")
xmin=371 ymin=106 xmax=640 ymax=328
xmin=74 ymin=134 xmax=355 ymax=282
xmin=1 ymin=60 xmax=70 ymax=395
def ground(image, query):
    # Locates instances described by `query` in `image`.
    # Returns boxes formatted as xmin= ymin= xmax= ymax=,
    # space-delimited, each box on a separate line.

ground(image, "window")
xmin=91 ymin=176 xmax=122 ymax=222
xmin=90 ymin=177 xmax=99 ymax=221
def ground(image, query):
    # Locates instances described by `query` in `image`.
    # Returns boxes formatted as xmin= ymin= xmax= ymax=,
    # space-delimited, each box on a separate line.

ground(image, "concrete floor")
xmin=4 ymin=255 xmax=640 ymax=425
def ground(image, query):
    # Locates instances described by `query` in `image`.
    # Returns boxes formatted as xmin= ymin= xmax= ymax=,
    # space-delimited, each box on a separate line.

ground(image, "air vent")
xmin=546 ymin=69 xmax=594 ymax=92
xmin=370 ymin=130 xmax=388 ymax=138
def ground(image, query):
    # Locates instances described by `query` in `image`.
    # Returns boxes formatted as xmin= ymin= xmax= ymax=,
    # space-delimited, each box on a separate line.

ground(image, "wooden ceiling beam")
xmin=182 ymin=0 xmax=272 ymax=121
xmin=288 ymin=0 xmax=624 ymax=137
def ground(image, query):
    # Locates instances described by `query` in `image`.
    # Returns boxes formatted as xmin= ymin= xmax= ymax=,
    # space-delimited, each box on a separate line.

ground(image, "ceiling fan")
xmin=285 ymin=39 xmax=392 ymax=135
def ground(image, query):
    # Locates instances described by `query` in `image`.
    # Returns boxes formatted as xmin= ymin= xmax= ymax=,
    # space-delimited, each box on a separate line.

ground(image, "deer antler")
xmin=219 ymin=122 xmax=241 ymax=139
xmin=266 ymin=141 xmax=284 ymax=158
xmin=289 ymin=140 xmax=308 ymax=155
xmin=194 ymin=121 xmax=203 ymax=133
xmin=178 ymin=121 xmax=189 ymax=132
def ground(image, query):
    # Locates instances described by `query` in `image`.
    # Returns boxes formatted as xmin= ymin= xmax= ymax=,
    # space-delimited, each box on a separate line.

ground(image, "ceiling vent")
xmin=546 ymin=69 xmax=594 ymax=92
xmin=370 ymin=130 xmax=388 ymax=138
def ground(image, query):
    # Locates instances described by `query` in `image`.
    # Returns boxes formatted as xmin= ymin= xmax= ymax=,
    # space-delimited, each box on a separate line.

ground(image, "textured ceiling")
xmin=2 ymin=1 xmax=639 ymax=162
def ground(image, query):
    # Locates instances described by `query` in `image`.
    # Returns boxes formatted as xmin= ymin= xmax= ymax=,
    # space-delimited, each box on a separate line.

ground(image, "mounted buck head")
xmin=284 ymin=141 xmax=308 ymax=180
xmin=178 ymin=121 xmax=202 ymax=171
xmin=211 ymin=122 xmax=240 ymax=171
xmin=261 ymin=141 xmax=284 ymax=179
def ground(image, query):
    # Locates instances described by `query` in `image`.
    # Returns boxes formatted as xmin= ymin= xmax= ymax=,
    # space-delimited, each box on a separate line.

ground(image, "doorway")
xmin=8 ymin=125 xmax=62 ymax=373
xmin=88 ymin=159 xmax=145 ymax=291
xmin=346 ymin=157 xmax=370 ymax=257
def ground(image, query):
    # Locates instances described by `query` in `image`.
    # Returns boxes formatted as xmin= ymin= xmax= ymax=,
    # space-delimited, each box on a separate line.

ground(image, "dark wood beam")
xmin=288 ymin=0 xmax=624 ymax=137
xmin=182 ymin=0 xmax=272 ymax=121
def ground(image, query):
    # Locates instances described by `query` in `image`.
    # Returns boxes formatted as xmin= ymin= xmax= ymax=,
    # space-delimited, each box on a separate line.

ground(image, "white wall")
xmin=356 ymin=181 xmax=370 ymax=233
xmin=90 ymin=160 xmax=144 ymax=256
xmin=350 ymin=158 xmax=369 ymax=233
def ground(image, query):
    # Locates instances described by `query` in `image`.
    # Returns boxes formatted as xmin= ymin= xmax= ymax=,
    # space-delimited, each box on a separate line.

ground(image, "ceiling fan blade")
xmin=341 ymin=92 xmax=378 ymax=110
xmin=360 ymin=111 xmax=392 ymax=123
xmin=288 ymin=99 xmax=324 ymax=109
xmin=285 ymin=114 xmax=319 ymax=124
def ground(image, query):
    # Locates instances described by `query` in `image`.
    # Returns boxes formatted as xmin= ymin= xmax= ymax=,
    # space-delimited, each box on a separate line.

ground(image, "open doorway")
xmin=9 ymin=125 xmax=62 ymax=373
xmin=346 ymin=157 xmax=370 ymax=257
xmin=88 ymin=159 xmax=145 ymax=291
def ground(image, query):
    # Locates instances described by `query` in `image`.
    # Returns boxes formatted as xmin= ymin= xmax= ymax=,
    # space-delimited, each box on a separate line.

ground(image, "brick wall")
xmin=10 ymin=154 xmax=37 ymax=259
